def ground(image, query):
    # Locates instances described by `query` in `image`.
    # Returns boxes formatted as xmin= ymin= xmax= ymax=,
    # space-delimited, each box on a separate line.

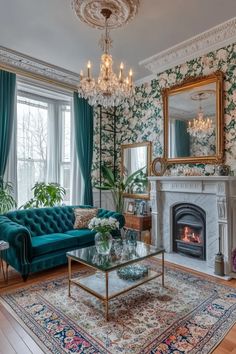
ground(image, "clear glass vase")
xmin=94 ymin=232 xmax=113 ymax=255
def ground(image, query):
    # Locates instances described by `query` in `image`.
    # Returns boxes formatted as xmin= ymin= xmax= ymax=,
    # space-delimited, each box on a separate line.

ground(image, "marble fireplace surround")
xmin=149 ymin=176 xmax=236 ymax=277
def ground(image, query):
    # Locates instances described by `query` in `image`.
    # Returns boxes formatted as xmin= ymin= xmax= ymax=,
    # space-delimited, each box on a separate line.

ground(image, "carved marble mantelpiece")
xmin=148 ymin=176 xmax=236 ymax=276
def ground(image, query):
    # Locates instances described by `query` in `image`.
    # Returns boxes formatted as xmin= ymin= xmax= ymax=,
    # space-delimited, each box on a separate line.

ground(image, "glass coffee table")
xmin=67 ymin=241 xmax=165 ymax=320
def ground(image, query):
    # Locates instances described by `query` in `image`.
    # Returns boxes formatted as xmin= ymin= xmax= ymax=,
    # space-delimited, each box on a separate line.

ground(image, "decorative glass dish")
xmin=117 ymin=264 xmax=148 ymax=281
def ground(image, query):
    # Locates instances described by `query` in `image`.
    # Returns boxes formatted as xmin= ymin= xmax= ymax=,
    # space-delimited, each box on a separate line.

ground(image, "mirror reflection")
xmin=168 ymin=82 xmax=216 ymax=158
xmin=121 ymin=142 xmax=151 ymax=199
xmin=163 ymin=71 xmax=224 ymax=164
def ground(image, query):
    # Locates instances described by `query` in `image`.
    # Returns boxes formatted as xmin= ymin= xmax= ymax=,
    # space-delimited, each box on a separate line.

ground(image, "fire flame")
xmin=182 ymin=226 xmax=201 ymax=244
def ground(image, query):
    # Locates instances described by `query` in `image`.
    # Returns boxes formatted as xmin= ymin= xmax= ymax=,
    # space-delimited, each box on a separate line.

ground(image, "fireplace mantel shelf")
xmin=149 ymin=176 xmax=236 ymax=181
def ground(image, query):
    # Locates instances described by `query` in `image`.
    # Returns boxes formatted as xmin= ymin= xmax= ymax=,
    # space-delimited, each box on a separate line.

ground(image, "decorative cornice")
xmin=0 ymin=46 xmax=80 ymax=88
xmin=135 ymin=73 xmax=156 ymax=86
xmin=139 ymin=17 xmax=236 ymax=75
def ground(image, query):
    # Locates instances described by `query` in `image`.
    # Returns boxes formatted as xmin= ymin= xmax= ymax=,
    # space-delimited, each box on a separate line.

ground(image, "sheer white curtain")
xmin=46 ymin=102 xmax=60 ymax=183
xmin=130 ymin=146 xmax=147 ymax=173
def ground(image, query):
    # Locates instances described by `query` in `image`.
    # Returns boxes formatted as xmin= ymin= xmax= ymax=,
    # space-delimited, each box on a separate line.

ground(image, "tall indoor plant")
xmin=94 ymin=165 xmax=147 ymax=213
xmin=0 ymin=179 xmax=16 ymax=214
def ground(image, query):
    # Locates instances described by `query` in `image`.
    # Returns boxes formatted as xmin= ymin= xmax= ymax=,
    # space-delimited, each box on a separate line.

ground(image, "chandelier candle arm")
xmin=87 ymin=61 xmax=91 ymax=79
xmin=129 ymin=69 xmax=133 ymax=85
xmin=119 ymin=62 xmax=124 ymax=82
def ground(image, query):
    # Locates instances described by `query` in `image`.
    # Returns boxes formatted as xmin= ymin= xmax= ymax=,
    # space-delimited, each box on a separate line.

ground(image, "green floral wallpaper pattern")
xmin=93 ymin=43 xmax=236 ymax=177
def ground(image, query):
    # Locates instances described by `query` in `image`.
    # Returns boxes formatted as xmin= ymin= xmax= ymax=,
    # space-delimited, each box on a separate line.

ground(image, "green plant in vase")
xmin=22 ymin=182 xmax=66 ymax=209
xmin=0 ymin=179 xmax=16 ymax=214
xmin=88 ymin=217 xmax=119 ymax=255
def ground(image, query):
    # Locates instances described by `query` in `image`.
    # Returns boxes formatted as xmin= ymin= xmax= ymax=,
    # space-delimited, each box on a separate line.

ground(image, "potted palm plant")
xmin=94 ymin=165 xmax=147 ymax=213
xmin=0 ymin=179 xmax=16 ymax=214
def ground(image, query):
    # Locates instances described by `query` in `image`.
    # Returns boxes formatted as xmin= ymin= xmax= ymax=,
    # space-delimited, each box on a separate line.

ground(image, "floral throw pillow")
xmin=73 ymin=208 xmax=98 ymax=229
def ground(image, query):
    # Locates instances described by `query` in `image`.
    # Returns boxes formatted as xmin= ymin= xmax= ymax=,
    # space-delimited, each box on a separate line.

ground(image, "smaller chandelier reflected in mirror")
xmin=77 ymin=8 xmax=134 ymax=108
xmin=187 ymin=91 xmax=215 ymax=139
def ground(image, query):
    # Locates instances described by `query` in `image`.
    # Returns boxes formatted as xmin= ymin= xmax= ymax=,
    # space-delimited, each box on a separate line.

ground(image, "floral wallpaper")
xmin=190 ymin=129 xmax=216 ymax=157
xmin=93 ymin=43 xmax=236 ymax=178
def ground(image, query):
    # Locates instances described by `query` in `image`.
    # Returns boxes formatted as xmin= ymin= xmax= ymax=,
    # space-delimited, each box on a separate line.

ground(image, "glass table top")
xmin=67 ymin=241 xmax=164 ymax=272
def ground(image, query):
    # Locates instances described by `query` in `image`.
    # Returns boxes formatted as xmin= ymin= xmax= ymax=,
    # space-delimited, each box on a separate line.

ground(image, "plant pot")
xmin=95 ymin=232 xmax=113 ymax=255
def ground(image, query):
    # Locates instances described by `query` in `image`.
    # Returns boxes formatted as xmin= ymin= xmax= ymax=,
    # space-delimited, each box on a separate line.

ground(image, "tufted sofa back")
xmin=6 ymin=206 xmax=76 ymax=237
xmin=6 ymin=206 xmax=125 ymax=237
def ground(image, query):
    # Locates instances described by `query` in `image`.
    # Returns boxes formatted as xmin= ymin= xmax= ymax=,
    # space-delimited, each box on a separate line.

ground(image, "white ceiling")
xmin=0 ymin=0 xmax=236 ymax=80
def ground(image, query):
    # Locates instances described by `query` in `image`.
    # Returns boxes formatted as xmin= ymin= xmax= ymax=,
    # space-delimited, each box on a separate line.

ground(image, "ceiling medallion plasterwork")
xmin=72 ymin=0 xmax=139 ymax=29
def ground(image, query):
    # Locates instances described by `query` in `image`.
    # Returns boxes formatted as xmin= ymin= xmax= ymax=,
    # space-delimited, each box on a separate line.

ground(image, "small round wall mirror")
xmin=152 ymin=157 xmax=166 ymax=176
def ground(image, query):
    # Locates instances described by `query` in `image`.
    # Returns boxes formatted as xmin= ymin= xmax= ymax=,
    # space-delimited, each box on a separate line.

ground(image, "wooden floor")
xmin=0 ymin=262 xmax=236 ymax=354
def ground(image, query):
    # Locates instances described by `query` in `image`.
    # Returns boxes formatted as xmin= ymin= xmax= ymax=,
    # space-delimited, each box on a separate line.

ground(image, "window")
xmin=60 ymin=104 xmax=71 ymax=204
xmin=17 ymin=87 xmax=72 ymax=207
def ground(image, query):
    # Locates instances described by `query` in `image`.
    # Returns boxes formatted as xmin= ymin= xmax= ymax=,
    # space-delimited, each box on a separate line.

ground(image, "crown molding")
xmin=135 ymin=73 xmax=156 ymax=86
xmin=0 ymin=46 xmax=80 ymax=89
xmin=139 ymin=17 xmax=236 ymax=75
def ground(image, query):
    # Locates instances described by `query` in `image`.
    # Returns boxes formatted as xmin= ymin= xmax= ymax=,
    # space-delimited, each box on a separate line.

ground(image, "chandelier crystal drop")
xmin=78 ymin=8 xmax=134 ymax=108
xmin=187 ymin=94 xmax=214 ymax=139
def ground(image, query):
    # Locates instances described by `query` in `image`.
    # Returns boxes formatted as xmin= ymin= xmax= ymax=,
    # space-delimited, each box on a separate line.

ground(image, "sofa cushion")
xmin=31 ymin=233 xmax=79 ymax=257
xmin=73 ymin=208 xmax=97 ymax=229
xmin=65 ymin=229 xmax=96 ymax=246
xmin=31 ymin=230 xmax=96 ymax=257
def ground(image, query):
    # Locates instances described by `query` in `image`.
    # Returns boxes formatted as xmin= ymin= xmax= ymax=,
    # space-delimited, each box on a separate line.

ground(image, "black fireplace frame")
xmin=172 ymin=203 xmax=206 ymax=260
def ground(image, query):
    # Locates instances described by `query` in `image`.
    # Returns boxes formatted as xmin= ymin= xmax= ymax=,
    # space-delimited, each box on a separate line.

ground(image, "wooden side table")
xmin=0 ymin=241 xmax=9 ymax=283
xmin=124 ymin=213 xmax=152 ymax=244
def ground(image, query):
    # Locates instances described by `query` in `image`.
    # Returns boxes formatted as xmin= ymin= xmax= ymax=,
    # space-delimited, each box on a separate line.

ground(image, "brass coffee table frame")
xmin=67 ymin=248 xmax=164 ymax=321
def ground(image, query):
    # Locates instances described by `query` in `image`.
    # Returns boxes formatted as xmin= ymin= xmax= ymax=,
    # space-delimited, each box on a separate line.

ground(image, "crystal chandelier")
xmin=187 ymin=93 xmax=214 ymax=139
xmin=78 ymin=8 xmax=134 ymax=108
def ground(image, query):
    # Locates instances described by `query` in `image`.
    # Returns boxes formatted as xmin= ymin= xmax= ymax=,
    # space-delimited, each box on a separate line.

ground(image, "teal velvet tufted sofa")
xmin=0 ymin=205 xmax=125 ymax=280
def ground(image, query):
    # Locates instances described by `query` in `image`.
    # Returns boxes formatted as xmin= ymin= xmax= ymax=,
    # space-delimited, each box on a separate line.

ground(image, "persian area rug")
xmin=1 ymin=259 xmax=236 ymax=354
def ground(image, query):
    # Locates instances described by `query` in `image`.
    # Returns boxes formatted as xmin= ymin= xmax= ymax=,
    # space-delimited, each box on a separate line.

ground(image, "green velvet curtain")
xmin=0 ymin=70 xmax=16 ymax=180
xmin=73 ymin=93 xmax=94 ymax=205
xmin=175 ymin=120 xmax=190 ymax=157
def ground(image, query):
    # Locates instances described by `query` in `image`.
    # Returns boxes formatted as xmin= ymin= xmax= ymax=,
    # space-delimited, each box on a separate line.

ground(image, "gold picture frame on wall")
xmin=162 ymin=71 xmax=224 ymax=164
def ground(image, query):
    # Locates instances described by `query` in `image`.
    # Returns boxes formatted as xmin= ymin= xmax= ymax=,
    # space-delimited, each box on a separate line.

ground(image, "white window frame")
xmin=16 ymin=89 xmax=72 ymax=206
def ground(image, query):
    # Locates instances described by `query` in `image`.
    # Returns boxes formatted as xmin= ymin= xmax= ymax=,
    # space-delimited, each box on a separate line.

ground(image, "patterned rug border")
xmin=0 ymin=296 xmax=51 ymax=354
xmin=1 ymin=259 xmax=236 ymax=354
xmin=1 ymin=292 xmax=236 ymax=354
xmin=142 ymin=291 xmax=236 ymax=354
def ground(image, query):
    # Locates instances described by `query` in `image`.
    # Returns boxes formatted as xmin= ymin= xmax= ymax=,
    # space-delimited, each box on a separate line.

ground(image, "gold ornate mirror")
xmin=121 ymin=142 xmax=152 ymax=199
xmin=163 ymin=71 xmax=224 ymax=164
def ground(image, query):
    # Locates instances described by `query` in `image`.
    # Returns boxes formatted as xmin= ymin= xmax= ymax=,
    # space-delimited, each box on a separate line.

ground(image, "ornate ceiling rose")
xmin=72 ymin=0 xmax=139 ymax=29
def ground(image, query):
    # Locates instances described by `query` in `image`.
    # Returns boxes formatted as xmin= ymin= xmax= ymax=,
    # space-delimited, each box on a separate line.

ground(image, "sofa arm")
xmin=0 ymin=216 xmax=32 ymax=274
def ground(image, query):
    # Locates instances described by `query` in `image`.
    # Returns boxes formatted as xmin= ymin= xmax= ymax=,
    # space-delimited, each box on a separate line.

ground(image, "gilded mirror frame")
xmin=121 ymin=141 xmax=152 ymax=200
xmin=163 ymin=71 xmax=224 ymax=164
